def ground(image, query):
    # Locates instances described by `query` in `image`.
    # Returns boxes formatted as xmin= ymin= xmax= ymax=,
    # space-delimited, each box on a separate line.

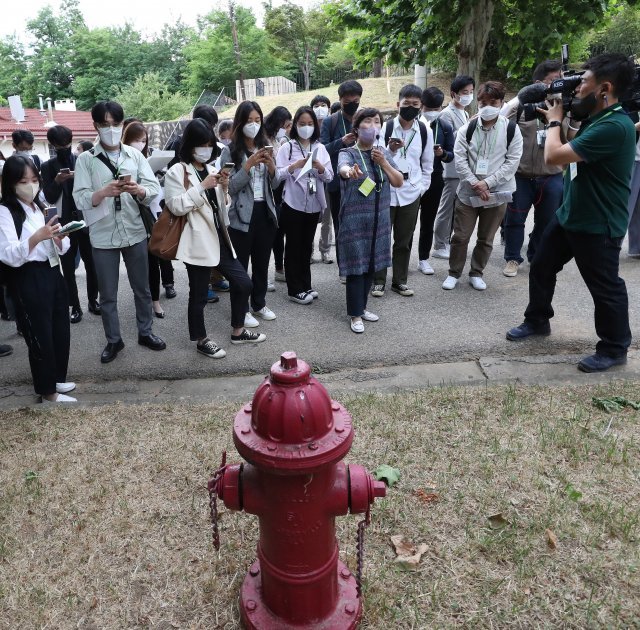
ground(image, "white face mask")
xmin=243 ymin=122 xmax=261 ymax=139
xmin=297 ymin=125 xmax=314 ymax=140
xmin=478 ymin=105 xmax=501 ymax=120
xmin=422 ymin=111 xmax=440 ymax=121
xmin=130 ymin=140 xmax=146 ymax=152
xmin=97 ymin=125 xmax=123 ymax=146
xmin=313 ymin=105 xmax=329 ymax=120
xmin=276 ymin=127 xmax=287 ymax=140
xmin=193 ymin=147 xmax=213 ymax=163
xmin=15 ymin=182 xmax=40 ymax=203
xmin=458 ymin=93 xmax=474 ymax=107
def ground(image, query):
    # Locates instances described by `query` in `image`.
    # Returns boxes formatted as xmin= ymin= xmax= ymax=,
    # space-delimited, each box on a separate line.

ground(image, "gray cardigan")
xmin=219 ymin=146 xmax=282 ymax=232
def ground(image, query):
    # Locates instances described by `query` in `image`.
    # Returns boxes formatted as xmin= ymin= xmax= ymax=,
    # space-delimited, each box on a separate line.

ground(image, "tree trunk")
xmin=456 ymin=0 xmax=494 ymax=113
xmin=229 ymin=1 xmax=245 ymax=100
xmin=304 ymin=49 xmax=311 ymax=91
xmin=373 ymin=58 xmax=383 ymax=78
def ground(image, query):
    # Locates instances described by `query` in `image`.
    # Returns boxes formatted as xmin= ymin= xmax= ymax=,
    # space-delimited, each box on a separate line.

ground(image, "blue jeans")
xmin=504 ymin=173 xmax=563 ymax=263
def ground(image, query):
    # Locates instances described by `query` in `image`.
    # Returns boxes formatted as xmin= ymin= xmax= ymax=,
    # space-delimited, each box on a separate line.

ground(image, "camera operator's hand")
xmin=538 ymin=98 xmax=564 ymax=124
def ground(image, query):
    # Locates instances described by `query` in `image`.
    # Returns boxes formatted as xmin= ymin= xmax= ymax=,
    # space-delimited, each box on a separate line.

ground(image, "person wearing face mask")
xmin=164 ymin=119 xmax=261 ymax=354
xmin=501 ymin=60 xmax=564 ymax=278
xmin=122 ymin=121 xmax=177 ymax=318
xmin=219 ymin=101 xmax=282 ymax=328
xmin=0 ymin=155 xmax=75 ymax=402
xmin=417 ymin=87 xmax=455 ymax=276
xmin=443 ymin=81 xmax=523 ymax=292
xmin=73 ymin=100 xmax=164 ymax=364
xmin=310 ymin=94 xmax=334 ymax=264
xmin=508 ymin=54 xmax=636 ymax=373
xmin=337 ymin=107 xmax=404 ymax=334
xmin=276 ymin=106 xmax=333 ymax=304
xmin=371 ymin=84 xmax=434 ymax=299
xmin=12 ymin=130 xmax=41 ymax=172
xmin=431 ymin=75 xmax=475 ymax=260
xmin=42 ymin=125 xmax=101 ymax=325
xmin=321 ymin=80 xmax=364 ymax=277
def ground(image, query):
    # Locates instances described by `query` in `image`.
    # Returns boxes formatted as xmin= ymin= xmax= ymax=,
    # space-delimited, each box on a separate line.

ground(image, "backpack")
xmin=465 ymin=118 xmax=517 ymax=148
xmin=384 ymin=118 xmax=429 ymax=160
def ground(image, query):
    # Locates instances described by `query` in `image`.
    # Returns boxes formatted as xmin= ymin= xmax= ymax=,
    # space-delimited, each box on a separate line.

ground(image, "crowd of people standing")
xmin=0 ymin=51 xmax=637 ymax=401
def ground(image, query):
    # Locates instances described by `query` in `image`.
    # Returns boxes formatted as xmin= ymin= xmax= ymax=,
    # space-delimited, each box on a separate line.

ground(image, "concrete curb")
xmin=1 ymin=350 xmax=638 ymax=410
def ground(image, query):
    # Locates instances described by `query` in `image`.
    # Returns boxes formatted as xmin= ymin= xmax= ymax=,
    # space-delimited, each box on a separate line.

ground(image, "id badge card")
xmin=308 ymin=177 xmax=317 ymax=195
xmin=358 ymin=176 xmax=376 ymax=197
xmin=536 ymin=130 xmax=546 ymax=147
xmin=569 ymin=162 xmax=578 ymax=181
xmin=475 ymin=158 xmax=489 ymax=176
xmin=48 ymin=241 xmax=60 ymax=268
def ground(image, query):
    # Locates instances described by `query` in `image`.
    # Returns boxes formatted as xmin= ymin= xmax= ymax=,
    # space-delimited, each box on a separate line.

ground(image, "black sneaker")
xmin=231 ymin=328 xmax=267 ymax=344
xmin=289 ymin=292 xmax=313 ymax=305
xmin=197 ymin=338 xmax=226 ymax=359
xmin=164 ymin=284 xmax=177 ymax=299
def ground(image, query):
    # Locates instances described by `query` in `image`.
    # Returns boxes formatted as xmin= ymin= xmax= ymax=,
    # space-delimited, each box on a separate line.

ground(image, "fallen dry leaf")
xmin=487 ymin=513 xmax=510 ymax=529
xmin=414 ymin=489 xmax=440 ymax=504
xmin=545 ymin=528 xmax=558 ymax=550
xmin=390 ymin=535 xmax=428 ymax=570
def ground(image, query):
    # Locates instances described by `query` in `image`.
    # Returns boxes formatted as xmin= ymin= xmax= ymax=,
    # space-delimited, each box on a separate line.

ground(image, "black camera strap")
xmin=92 ymin=150 xmax=122 ymax=212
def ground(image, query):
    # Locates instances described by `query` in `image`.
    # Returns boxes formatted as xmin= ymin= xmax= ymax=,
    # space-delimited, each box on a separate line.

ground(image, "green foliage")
xmin=186 ymin=7 xmax=285 ymax=95
xmin=589 ymin=3 xmax=640 ymax=55
xmin=0 ymin=36 xmax=27 ymax=98
xmin=114 ymin=72 xmax=192 ymax=122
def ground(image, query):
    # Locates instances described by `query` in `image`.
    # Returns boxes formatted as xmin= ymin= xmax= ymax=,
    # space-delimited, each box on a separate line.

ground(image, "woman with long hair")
xmin=0 ymin=155 xmax=75 ymax=401
xmin=164 ymin=118 xmax=263 ymax=357
xmin=219 ymin=101 xmax=281 ymax=328
xmin=276 ymin=106 xmax=333 ymax=303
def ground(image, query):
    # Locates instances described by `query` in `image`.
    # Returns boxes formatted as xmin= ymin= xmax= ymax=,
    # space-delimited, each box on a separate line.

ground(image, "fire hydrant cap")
xmin=233 ymin=352 xmax=354 ymax=472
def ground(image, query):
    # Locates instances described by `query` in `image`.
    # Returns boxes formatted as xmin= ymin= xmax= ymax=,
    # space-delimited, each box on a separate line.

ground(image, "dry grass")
xmin=1 ymin=382 xmax=639 ymax=629
xmin=218 ymin=73 xmax=453 ymax=119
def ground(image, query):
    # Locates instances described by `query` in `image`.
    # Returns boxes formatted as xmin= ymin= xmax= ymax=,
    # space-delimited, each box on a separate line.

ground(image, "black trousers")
xmin=524 ymin=216 xmax=631 ymax=358
xmin=346 ymin=271 xmax=374 ymax=317
xmin=185 ymin=238 xmax=252 ymax=340
xmin=418 ymin=171 xmax=445 ymax=260
xmin=281 ymin=203 xmax=320 ymax=296
xmin=148 ymin=252 xmax=174 ymax=301
xmin=273 ymin=223 xmax=285 ymax=271
xmin=329 ymin=189 xmax=342 ymax=266
xmin=60 ymin=228 xmax=98 ymax=309
xmin=229 ymin=201 xmax=277 ymax=312
xmin=8 ymin=262 xmax=70 ymax=396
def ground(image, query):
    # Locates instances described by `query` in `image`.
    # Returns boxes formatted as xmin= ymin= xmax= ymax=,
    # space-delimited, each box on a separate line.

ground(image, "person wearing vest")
xmin=417 ymin=87 xmax=455 ymax=276
xmin=320 ymin=80 xmax=363 ymax=275
xmin=502 ymin=60 xmax=564 ymax=278
xmin=41 ymin=124 xmax=100 ymax=324
xmin=443 ymin=81 xmax=523 ymax=291
xmin=0 ymin=155 xmax=75 ymax=402
xmin=73 ymin=100 xmax=164 ymax=364
xmin=431 ymin=75 xmax=475 ymax=259
xmin=370 ymin=85 xmax=434 ymax=298
xmin=508 ymin=54 xmax=636 ymax=373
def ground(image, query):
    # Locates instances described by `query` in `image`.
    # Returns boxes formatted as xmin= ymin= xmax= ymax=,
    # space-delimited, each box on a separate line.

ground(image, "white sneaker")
xmin=362 ymin=310 xmax=379 ymax=322
xmin=56 ymin=382 xmax=76 ymax=394
xmin=253 ymin=306 xmax=276 ymax=320
xmin=274 ymin=270 xmax=286 ymax=282
xmin=267 ymin=281 xmax=276 ymax=292
xmin=503 ymin=260 xmax=519 ymax=277
xmin=244 ymin=312 xmax=259 ymax=328
xmin=432 ymin=247 xmax=450 ymax=259
xmin=469 ymin=276 xmax=487 ymax=291
xmin=350 ymin=318 xmax=365 ymax=333
xmin=442 ymin=276 xmax=458 ymax=290
xmin=289 ymin=292 xmax=313 ymax=305
xmin=418 ymin=260 xmax=434 ymax=275
xmin=307 ymin=289 xmax=319 ymax=299
xmin=43 ymin=393 xmax=77 ymax=403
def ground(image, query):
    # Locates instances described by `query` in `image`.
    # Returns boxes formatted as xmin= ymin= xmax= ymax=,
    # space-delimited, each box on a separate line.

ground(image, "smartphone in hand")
xmin=118 ymin=174 xmax=132 ymax=183
xmin=44 ymin=206 xmax=58 ymax=222
xmin=59 ymin=167 xmax=71 ymax=175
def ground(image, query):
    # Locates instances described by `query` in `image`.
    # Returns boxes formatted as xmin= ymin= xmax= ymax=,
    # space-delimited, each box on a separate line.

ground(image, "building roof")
xmin=0 ymin=107 xmax=95 ymax=140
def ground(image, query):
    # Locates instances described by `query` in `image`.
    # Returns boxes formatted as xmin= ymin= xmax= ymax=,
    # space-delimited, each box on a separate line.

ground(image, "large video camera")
xmin=517 ymin=44 xmax=640 ymax=122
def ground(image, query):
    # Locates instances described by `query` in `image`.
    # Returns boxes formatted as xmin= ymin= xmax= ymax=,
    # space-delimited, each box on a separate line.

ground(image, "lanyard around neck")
xmin=474 ymin=119 xmax=500 ymax=159
xmin=355 ymin=144 xmax=384 ymax=190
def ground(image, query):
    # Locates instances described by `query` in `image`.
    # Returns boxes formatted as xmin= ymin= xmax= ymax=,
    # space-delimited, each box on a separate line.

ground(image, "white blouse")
xmin=0 ymin=200 xmax=70 ymax=268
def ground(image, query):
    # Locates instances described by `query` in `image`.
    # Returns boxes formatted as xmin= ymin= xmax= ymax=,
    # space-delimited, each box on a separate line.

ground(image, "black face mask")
xmin=400 ymin=105 xmax=420 ymax=122
xmin=343 ymin=101 xmax=359 ymax=116
xmin=56 ymin=146 xmax=72 ymax=166
xmin=570 ymin=91 xmax=598 ymax=121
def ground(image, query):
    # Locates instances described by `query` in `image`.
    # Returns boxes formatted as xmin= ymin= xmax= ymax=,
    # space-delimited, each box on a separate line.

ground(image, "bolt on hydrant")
xmin=207 ymin=351 xmax=386 ymax=629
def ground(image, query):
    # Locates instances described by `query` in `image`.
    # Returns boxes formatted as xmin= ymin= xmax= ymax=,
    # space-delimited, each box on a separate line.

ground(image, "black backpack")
xmin=465 ymin=118 xmax=517 ymax=148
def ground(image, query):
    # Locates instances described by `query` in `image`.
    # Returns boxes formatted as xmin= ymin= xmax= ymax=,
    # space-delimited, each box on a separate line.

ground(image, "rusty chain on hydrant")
xmin=207 ymin=451 xmax=227 ymax=550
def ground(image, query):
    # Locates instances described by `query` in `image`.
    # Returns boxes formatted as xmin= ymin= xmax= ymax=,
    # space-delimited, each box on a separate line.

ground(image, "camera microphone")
xmin=517 ymin=83 xmax=549 ymax=105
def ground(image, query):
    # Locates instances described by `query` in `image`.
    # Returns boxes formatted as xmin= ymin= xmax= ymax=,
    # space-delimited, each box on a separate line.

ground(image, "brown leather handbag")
xmin=148 ymin=165 xmax=189 ymax=260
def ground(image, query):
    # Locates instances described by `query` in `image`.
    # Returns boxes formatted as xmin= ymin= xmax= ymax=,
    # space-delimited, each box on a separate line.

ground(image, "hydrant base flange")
xmin=240 ymin=559 xmax=362 ymax=629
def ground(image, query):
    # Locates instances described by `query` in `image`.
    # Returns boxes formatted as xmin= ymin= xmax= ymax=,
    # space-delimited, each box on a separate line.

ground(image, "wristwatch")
xmin=547 ymin=121 xmax=562 ymax=129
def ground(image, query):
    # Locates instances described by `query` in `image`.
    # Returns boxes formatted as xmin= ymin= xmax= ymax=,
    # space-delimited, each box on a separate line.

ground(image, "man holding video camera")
xmin=507 ymin=53 xmax=636 ymax=373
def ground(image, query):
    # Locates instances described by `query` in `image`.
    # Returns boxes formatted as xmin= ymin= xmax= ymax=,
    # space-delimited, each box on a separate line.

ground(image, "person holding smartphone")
xmin=219 ymin=101 xmax=282 ymax=328
xmin=0 ymin=155 xmax=76 ymax=402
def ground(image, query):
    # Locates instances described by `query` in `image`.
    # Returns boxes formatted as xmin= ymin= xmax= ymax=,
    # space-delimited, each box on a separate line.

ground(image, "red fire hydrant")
xmin=207 ymin=351 xmax=386 ymax=629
